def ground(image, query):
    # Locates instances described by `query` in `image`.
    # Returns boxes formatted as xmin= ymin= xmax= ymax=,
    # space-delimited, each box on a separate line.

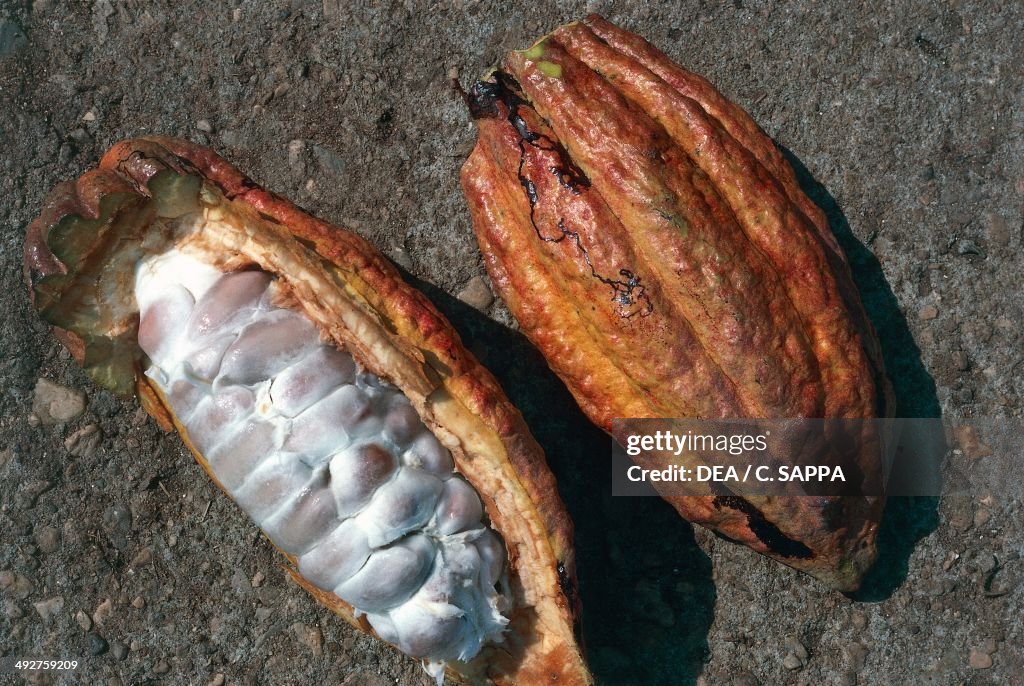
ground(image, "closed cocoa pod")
xmin=461 ymin=15 xmax=894 ymax=592
xmin=24 ymin=137 xmax=592 ymax=685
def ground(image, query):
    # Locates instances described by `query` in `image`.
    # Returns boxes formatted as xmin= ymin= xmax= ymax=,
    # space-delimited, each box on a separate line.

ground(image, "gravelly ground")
xmin=1 ymin=1 xmax=1021 ymax=685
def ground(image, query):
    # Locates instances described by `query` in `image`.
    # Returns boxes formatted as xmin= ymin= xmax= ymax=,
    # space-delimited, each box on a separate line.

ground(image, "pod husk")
xmin=460 ymin=15 xmax=895 ymax=592
xmin=24 ymin=136 xmax=592 ymax=686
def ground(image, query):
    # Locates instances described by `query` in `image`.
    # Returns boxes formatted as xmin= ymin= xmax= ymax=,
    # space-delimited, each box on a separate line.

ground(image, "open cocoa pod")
xmin=24 ymin=137 xmax=592 ymax=685
xmin=461 ymin=15 xmax=894 ymax=592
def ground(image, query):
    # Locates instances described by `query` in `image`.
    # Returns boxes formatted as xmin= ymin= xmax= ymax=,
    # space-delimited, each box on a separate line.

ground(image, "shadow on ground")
xmin=783 ymin=148 xmax=943 ymax=602
xmin=407 ymin=274 xmax=715 ymax=686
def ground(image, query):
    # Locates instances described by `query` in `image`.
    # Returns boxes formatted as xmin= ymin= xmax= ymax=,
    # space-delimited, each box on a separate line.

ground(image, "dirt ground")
xmin=1 ymin=1 xmax=1022 ymax=685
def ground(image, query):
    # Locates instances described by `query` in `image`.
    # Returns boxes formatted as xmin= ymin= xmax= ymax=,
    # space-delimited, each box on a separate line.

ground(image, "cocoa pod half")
xmin=460 ymin=16 xmax=894 ymax=591
xmin=24 ymin=137 xmax=592 ymax=685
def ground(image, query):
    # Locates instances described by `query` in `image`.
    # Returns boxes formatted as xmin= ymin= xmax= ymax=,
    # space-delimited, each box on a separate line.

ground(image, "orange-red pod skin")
xmin=461 ymin=16 xmax=894 ymax=592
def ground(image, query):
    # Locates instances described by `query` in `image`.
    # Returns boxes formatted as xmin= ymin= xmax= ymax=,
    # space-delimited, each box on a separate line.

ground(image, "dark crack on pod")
xmin=557 ymin=560 xmax=585 ymax=644
xmin=467 ymin=72 xmax=653 ymax=319
xmin=713 ymin=495 xmax=814 ymax=560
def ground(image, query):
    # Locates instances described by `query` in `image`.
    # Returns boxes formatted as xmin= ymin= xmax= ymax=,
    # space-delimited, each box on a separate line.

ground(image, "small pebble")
xmin=208 ymin=675 xmax=226 ymax=686
xmin=69 ymin=128 xmax=90 ymax=146
xmin=974 ymin=508 xmax=991 ymax=528
xmin=843 ymin=642 xmax=867 ymax=671
xmin=35 ymin=525 xmax=61 ymax=553
xmin=287 ymin=139 xmax=305 ymax=167
xmin=153 ymin=659 xmax=170 ymax=674
xmin=290 ymin=622 xmax=324 ymax=656
xmin=968 ymin=648 xmax=993 ymax=669
xmin=784 ymin=636 xmax=809 ymax=662
xmin=110 ymin=640 xmax=128 ymax=661
xmin=65 ymin=424 xmax=103 ymax=458
xmin=457 ymin=275 xmax=495 ymax=311
xmin=782 ymin=635 xmax=809 ymax=671
xmin=88 ymin=633 xmax=109 ymax=655
xmin=131 ymin=547 xmax=154 ymax=567
xmin=82 ymin=110 xmax=97 ymax=122
xmin=231 ymin=567 xmax=251 ymax=595
xmin=33 ymin=596 xmax=64 ymax=621
xmin=132 ymin=596 xmax=146 ymax=609
xmin=954 ymin=426 xmax=993 ymax=460
xmin=4 ymin=600 xmax=24 ymax=619
xmin=75 ymin=609 xmax=93 ymax=631
xmin=196 ymin=119 xmax=213 ymax=133
xmin=945 ymin=498 xmax=974 ymax=532
xmin=251 ymin=571 xmax=265 ymax=588
xmin=92 ymin=598 xmax=113 ymax=626
xmin=918 ymin=305 xmax=938 ymax=321
xmin=0 ymin=570 xmax=14 ymax=589
xmin=32 ymin=378 xmax=86 ymax=424
xmin=9 ymin=573 xmax=34 ymax=599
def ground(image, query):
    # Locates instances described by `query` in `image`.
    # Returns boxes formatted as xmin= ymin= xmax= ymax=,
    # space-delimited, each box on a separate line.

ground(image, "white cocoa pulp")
xmin=135 ymin=249 xmax=510 ymax=681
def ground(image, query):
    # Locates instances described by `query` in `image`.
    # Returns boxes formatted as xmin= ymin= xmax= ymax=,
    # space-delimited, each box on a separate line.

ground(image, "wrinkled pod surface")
xmin=25 ymin=137 xmax=592 ymax=685
xmin=460 ymin=15 xmax=894 ymax=592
